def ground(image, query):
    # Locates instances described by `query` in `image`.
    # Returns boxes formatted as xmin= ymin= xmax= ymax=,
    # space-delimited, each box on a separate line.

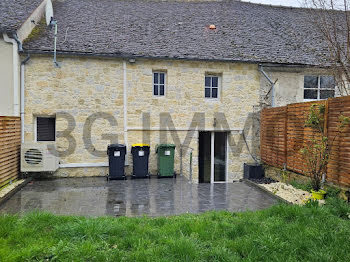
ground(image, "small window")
xmin=36 ymin=117 xmax=56 ymax=141
xmin=153 ymin=72 xmax=166 ymax=97
xmin=304 ymin=75 xmax=335 ymax=100
xmin=205 ymin=75 xmax=220 ymax=99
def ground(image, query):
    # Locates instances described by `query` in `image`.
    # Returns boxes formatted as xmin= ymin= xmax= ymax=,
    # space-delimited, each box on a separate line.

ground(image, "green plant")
xmin=325 ymin=197 xmax=350 ymax=219
xmin=304 ymin=198 xmax=319 ymax=208
xmin=324 ymin=185 xmax=341 ymax=198
xmin=281 ymin=170 xmax=288 ymax=184
xmin=289 ymin=180 xmax=313 ymax=192
xmin=301 ymin=104 xmax=349 ymax=192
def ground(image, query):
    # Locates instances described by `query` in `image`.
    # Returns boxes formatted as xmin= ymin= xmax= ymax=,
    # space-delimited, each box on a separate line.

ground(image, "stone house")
xmin=0 ymin=0 xmax=340 ymax=183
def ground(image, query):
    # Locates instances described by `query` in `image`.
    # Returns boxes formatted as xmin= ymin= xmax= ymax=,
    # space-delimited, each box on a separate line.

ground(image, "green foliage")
xmin=301 ymin=104 xmax=350 ymax=192
xmin=289 ymin=180 xmax=313 ymax=192
xmin=305 ymin=104 xmax=325 ymax=132
xmin=325 ymin=197 xmax=350 ymax=219
xmin=1 ymin=203 xmax=350 ymax=261
xmin=325 ymin=185 xmax=341 ymax=198
xmin=281 ymin=170 xmax=289 ymax=184
xmin=304 ymin=198 xmax=320 ymax=208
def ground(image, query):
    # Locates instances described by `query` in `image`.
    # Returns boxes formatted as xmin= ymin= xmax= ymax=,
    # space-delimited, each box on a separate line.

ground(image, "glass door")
xmin=214 ymin=132 xmax=227 ymax=182
xmin=199 ymin=132 xmax=227 ymax=183
xmin=198 ymin=132 xmax=211 ymax=183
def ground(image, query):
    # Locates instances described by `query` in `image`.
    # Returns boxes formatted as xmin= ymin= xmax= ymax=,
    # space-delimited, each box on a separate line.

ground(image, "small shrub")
xmin=290 ymin=180 xmax=312 ymax=192
xmin=304 ymin=199 xmax=319 ymax=208
xmin=325 ymin=186 xmax=341 ymax=198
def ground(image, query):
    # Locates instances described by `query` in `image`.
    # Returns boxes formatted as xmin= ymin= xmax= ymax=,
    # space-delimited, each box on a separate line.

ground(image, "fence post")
xmin=324 ymin=99 xmax=329 ymax=137
xmin=284 ymin=106 xmax=288 ymax=168
xmin=324 ymin=99 xmax=329 ymax=177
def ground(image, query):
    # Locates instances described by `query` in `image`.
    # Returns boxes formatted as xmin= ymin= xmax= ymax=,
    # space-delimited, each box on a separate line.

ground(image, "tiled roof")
xmin=22 ymin=0 xmax=340 ymax=66
xmin=0 ymin=0 xmax=44 ymax=33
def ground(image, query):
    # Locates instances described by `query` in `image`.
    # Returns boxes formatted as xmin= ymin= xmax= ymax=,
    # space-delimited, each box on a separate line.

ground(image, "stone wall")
xmin=24 ymin=55 xmax=261 ymax=182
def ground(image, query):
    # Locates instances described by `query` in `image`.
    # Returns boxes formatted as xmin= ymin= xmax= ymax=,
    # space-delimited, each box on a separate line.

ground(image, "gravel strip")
xmin=260 ymin=182 xmax=313 ymax=205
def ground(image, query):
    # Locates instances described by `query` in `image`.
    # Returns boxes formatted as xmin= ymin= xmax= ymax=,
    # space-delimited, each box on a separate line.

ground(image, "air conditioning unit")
xmin=21 ymin=142 xmax=59 ymax=172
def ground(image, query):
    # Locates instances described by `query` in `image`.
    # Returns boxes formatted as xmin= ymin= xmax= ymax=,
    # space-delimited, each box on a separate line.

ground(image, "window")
xmin=153 ymin=72 xmax=165 ymax=96
xmin=36 ymin=117 xmax=56 ymax=141
xmin=205 ymin=75 xmax=220 ymax=99
xmin=304 ymin=75 xmax=335 ymax=100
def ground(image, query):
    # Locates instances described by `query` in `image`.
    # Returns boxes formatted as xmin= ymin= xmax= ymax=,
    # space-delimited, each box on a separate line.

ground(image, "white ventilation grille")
xmin=21 ymin=142 xmax=59 ymax=172
xmin=24 ymin=148 xmax=43 ymax=165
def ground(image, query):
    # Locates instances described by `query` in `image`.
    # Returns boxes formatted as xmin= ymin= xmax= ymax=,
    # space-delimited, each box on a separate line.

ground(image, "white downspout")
xmin=123 ymin=60 xmax=129 ymax=164
xmin=20 ymin=63 xmax=25 ymax=142
xmin=3 ymin=33 xmax=19 ymax=116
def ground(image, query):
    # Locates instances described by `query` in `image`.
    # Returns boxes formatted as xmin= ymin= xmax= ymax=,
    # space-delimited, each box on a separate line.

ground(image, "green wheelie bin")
xmin=156 ymin=144 xmax=176 ymax=178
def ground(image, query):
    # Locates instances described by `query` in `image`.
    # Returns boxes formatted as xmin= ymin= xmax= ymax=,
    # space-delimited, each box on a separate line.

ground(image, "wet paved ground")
xmin=0 ymin=176 xmax=278 ymax=217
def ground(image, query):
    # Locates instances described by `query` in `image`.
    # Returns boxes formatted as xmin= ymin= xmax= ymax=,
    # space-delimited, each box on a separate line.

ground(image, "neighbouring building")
xmin=0 ymin=0 xmax=343 ymax=183
xmin=0 ymin=0 xmax=48 ymax=117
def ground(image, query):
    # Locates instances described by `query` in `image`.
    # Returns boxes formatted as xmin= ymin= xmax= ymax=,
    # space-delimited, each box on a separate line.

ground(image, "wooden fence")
xmin=0 ymin=117 xmax=21 ymax=187
xmin=261 ymin=96 xmax=350 ymax=188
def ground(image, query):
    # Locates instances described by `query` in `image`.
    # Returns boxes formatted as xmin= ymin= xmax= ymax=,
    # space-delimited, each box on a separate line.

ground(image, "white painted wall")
xmin=0 ymin=36 xmax=19 ymax=116
xmin=260 ymin=67 xmax=333 ymax=107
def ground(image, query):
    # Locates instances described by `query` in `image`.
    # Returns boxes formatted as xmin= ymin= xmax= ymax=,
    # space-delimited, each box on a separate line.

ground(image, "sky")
xmin=241 ymin=0 xmax=303 ymax=7
xmin=242 ymin=0 xmax=346 ymax=9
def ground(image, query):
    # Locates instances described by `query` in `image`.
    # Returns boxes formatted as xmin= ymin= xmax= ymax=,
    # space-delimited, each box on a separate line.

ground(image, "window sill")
xmin=205 ymin=98 xmax=220 ymax=102
xmin=303 ymin=98 xmax=333 ymax=102
xmin=303 ymin=99 xmax=319 ymax=102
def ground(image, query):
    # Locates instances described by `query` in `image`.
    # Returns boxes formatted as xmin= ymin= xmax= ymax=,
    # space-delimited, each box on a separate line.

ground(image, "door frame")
xmin=198 ymin=131 xmax=228 ymax=183
xmin=210 ymin=132 xmax=228 ymax=183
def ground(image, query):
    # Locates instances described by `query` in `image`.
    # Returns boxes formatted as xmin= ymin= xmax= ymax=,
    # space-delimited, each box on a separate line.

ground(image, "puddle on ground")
xmin=0 ymin=177 xmax=278 ymax=217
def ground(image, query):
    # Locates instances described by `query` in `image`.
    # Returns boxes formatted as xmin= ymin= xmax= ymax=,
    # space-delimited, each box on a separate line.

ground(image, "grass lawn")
xmin=0 ymin=198 xmax=349 ymax=261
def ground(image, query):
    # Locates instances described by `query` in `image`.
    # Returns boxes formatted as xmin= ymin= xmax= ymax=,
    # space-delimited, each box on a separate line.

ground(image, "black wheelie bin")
xmin=107 ymin=144 xmax=126 ymax=180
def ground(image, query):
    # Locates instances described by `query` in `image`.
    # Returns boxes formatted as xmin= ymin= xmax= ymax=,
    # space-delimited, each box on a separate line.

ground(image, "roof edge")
xmin=22 ymin=48 xmax=327 ymax=68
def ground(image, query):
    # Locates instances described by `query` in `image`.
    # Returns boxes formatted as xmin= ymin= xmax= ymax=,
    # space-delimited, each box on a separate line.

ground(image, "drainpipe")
xmin=258 ymin=65 xmax=275 ymax=107
xmin=20 ymin=54 xmax=30 ymax=143
xmin=12 ymin=33 xmax=23 ymax=52
xmin=123 ymin=60 xmax=129 ymax=165
xmin=3 ymin=33 xmax=20 ymax=116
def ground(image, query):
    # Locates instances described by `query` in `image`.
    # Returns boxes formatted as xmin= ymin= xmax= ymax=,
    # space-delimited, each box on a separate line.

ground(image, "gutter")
xmin=12 ymin=33 xmax=23 ymax=52
xmin=2 ymin=33 xmax=20 ymax=116
xmin=22 ymin=49 xmax=326 ymax=69
xmin=259 ymin=65 xmax=275 ymax=107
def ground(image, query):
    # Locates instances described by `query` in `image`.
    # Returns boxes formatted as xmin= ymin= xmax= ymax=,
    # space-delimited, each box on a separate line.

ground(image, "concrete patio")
xmin=0 ymin=176 xmax=279 ymax=217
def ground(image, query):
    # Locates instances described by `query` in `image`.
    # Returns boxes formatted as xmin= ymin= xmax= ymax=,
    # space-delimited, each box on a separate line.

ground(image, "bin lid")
xmin=108 ymin=144 xmax=126 ymax=149
xmin=132 ymin=143 xmax=150 ymax=147
xmin=156 ymin=144 xmax=176 ymax=152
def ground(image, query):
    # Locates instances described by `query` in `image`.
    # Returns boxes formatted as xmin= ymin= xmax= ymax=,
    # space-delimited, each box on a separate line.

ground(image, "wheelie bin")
xmin=156 ymin=144 xmax=176 ymax=178
xmin=131 ymin=144 xmax=150 ymax=178
xmin=107 ymin=144 xmax=126 ymax=180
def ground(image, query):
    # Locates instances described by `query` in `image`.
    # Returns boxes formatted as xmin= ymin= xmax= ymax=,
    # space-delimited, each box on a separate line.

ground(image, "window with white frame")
xmin=205 ymin=75 xmax=220 ymax=99
xmin=36 ymin=117 xmax=56 ymax=141
xmin=153 ymin=72 xmax=165 ymax=96
xmin=304 ymin=75 xmax=335 ymax=100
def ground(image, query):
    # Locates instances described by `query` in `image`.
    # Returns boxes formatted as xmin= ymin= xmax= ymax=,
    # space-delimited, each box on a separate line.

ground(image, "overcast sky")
xmin=242 ymin=0 xmax=346 ymax=9
xmin=241 ymin=0 xmax=303 ymax=7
